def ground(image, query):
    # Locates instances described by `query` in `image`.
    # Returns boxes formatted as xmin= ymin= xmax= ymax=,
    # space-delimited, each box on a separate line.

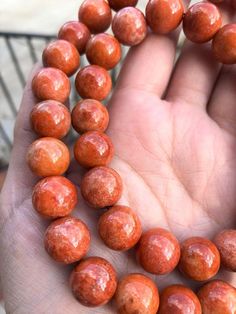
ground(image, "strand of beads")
xmin=27 ymin=0 xmax=236 ymax=313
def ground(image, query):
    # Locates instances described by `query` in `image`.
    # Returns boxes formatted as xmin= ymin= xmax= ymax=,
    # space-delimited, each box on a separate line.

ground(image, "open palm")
xmin=1 ymin=13 xmax=236 ymax=314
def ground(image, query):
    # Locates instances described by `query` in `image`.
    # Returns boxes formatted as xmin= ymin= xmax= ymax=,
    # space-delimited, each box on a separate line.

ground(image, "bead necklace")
xmin=27 ymin=0 xmax=236 ymax=312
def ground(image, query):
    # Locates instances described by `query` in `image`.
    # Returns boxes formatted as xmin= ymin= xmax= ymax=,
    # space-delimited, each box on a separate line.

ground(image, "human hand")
xmin=1 ymin=5 xmax=236 ymax=313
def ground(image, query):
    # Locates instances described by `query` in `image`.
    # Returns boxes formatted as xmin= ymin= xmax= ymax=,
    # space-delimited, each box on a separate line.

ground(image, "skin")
xmin=0 ymin=4 xmax=236 ymax=313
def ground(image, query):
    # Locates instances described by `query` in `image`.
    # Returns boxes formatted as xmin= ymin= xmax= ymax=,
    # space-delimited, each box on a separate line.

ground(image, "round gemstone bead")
xmin=136 ymin=228 xmax=180 ymax=275
xmin=78 ymin=0 xmax=112 ymax=34
xmin=75 ymin=65 xmax=112 ymax=101
xmin=32 ymin=176 xmax=77 ymax=218
xmin=71 ymin=99 xmax=109 ymax=134
xmin=108 ymin=0 xmax=138 ymax=11
xmin=42 ymin=40 xmax=80 ymax=76
xmin=212 ymin=24 xmax=236 ymax=64
xmin=214 ymin=229 xmax=236 ymax=272
xmin=112 ymin=7 xmax=147 ymax=46
xmin=70 ymin=256 xmax=117 ymax=307
xmin=198 ymin=280 xmax=236 ymax=314
xmin=81 ymin=166 xmax=123 ymax=208
xmin=86 ymin=33 xmax=122 ymax=70
xmin=115 ymin=273 xmax=159 ymax=314
xmin=58 ymin=21 xmax=91 ymax=54
xmin=74 ymin=131 xmax=114 ymax=168
xmin=159 ymin=285 xmax=202 ymax=314
xmin=32 ymin=67 xmax=70 ymax=103
xmin=44 ymin=216 xmax=90 ymax=264
xmin=27 ymin=137 xmax=70 ymax=177
xmin=179 ymin=237 xmax=220 ymax=281
xmin=146 ymin=0 xmax=184 ymax=34
xmin=183 ymin=2 xmax=222 ymax=43
xmin=30 ymin=100 xmax=71 ymax=139
xmin=98 ymin=205 xmax=142 ymax=251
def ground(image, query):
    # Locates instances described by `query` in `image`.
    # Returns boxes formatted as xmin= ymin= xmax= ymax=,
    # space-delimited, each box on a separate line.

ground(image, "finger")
xmin=166 ymin=41 xmax=221 ymax=108
xmin=208 ymin=65 xmax=236 ymax=135
xmin=113 ymin=31 xmax=180 ymax=97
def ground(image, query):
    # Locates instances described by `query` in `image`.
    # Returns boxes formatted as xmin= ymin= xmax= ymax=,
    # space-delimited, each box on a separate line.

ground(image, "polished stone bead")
xmin=112 ymin=7 xmax=147 ymax=46
xmin=71 ymin=99 xmax=109 ymax=134
xmin=98 ymin=205 xmax=142 ymax=251
xmin=31 ymin=100 xmax=71 ymax=139
xmin=32 ymin=67 xmax=70 ymax=103
xmin=179 ymin=237 xmax=220 ymax=281
xmin=58 ymin=21 xmax=91 ymax=54
xmin=27 ymin=137 xmax=70 ymax=177
xmin=136 ymin=228 xmax=180 ymax=275
xmin=44 ymin=216 xmax=90 ymax=264
xmin=32 ymin=176 xmax=77 ymax=218
xmin=70 ymin=256 xmax=117 ymax=307
xmin=81 ymin=166 xmax=123 ymax=208
xmin=115 ymin=273 xmax=159 ymax=314
xmin=108 ymin=0 xmax=138 ymax=11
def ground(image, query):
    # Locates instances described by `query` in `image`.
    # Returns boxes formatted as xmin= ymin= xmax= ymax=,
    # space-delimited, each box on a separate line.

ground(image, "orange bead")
xmin=198 ymin=280 xmax=236 ymax=314
xmin=70 ymin=256 xmax=117 ymax=307
xmin=112 ymin=7 xmax=147 ymax=46
xmin=32 ymin=67 xmax=70 ymax=103
xmin=27 ymin=137 xmax=70 ymax=177
xmin=115 ymin=273 xmax=159 ymax=314
xmin=78 ymin=0 xmax=112 ymax=34
xmin=44 ymin=216 xmax=90 ymax=264
xmin=30 ymin=100 xmax=71 ymax=139
xmin=71 ymin=99 xmax=109 ymax=134
xmin=159 ymin=285 xmax=202 ymax=314
xmin=58 ymin=21 xmax=91 ymax=54
xmin=98 ymin=205 xmax=142 ymax=251
xmin=74 ymin=131 xmax=114 ymax=168
xmin=32 ymin=176 xmax=77 ymax=218
xmin=183 ymin=2 xmax=222 ymax=43
xmin=212 ymin=24 xmax=236 ymax=64
xmin=81 ymin=166 xmax=123 ymax=208
xmin=214 ymin=229 xmax=236 ymax=272
xmin=108 ymin=0 xmax=138 ymax=11
xmin=42 ymin=40 xmax=80 ymax=76
xmin=179 ymin=237 xmax=220 ymax=281
xmin=146 ymin=0 xmax=184 ymax=34
xmin=136 ymin=228 xmax=180 ymax=275
xmin=75 ymin=65 xmax=112 ymax=101
xmin=86 ymin=33 xmax=122 ymax=70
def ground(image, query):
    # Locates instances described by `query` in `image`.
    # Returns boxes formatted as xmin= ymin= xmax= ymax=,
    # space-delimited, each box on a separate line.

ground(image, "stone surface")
xmin=108 ymin=0 xmax=138 ymax=11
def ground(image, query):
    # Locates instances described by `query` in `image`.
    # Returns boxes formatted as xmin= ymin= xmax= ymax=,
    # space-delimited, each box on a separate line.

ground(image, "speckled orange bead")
xmin=78 ymin=0 xmax=112 ymax=34
xmin=115 ymin=273 xmax=159 ymax=314
xmin=112 ymin=7 xmax=147 ymax=46
xmin=32 ymin=67 xmax=70 ymax=103
xmin=86 ymin=33 xmax=122 ymax=70
xmin=179 ymin=237 xmax=220 ymax=281
xmin=214 ymin=229 xmax=236 ymax=272
xmin=74 ymin=131 xmax=114 ymax=168
xmin=27 ymin=137 xmax=70 ymax=177
xmin=75 ymin=65 xmax=112 ymax=101
xmin=198 ymin=280 xmax=236 ymax=314
xmin=32 ymin=176 xmax=77 ymax=218
xmin=146 ymin=0 xmax=184 ymax=34
xmin=212 ymin=24 xmax=236 ymax=64
xmin=71 ymin=99 xmax=109 ymax=134
xmin=108 ymin=0 xmax=138 ymax=11
xmin=136 ymin=228 xmax=180 ymax=275
xmin=58 ymin=21 xmax=91 ymax=54
xmin=98 ymin=205 xmax=142 ymax=251
xmin=42 ymin=40 xmax=80 ymax=76
xmin=70 ymin=256 xmax=117 ymax=307
xmin=44 ymin=217 xmax=90 ymax=264
xmin=183 ymin=2 xmax=222 ymax=43
xmin=30 ymin=100 xmax=71 ymax=139
xmin=159 ymin=285 xmax=202 ymax=314
xmin=81 ymin=166 xmax=123 ymax=208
